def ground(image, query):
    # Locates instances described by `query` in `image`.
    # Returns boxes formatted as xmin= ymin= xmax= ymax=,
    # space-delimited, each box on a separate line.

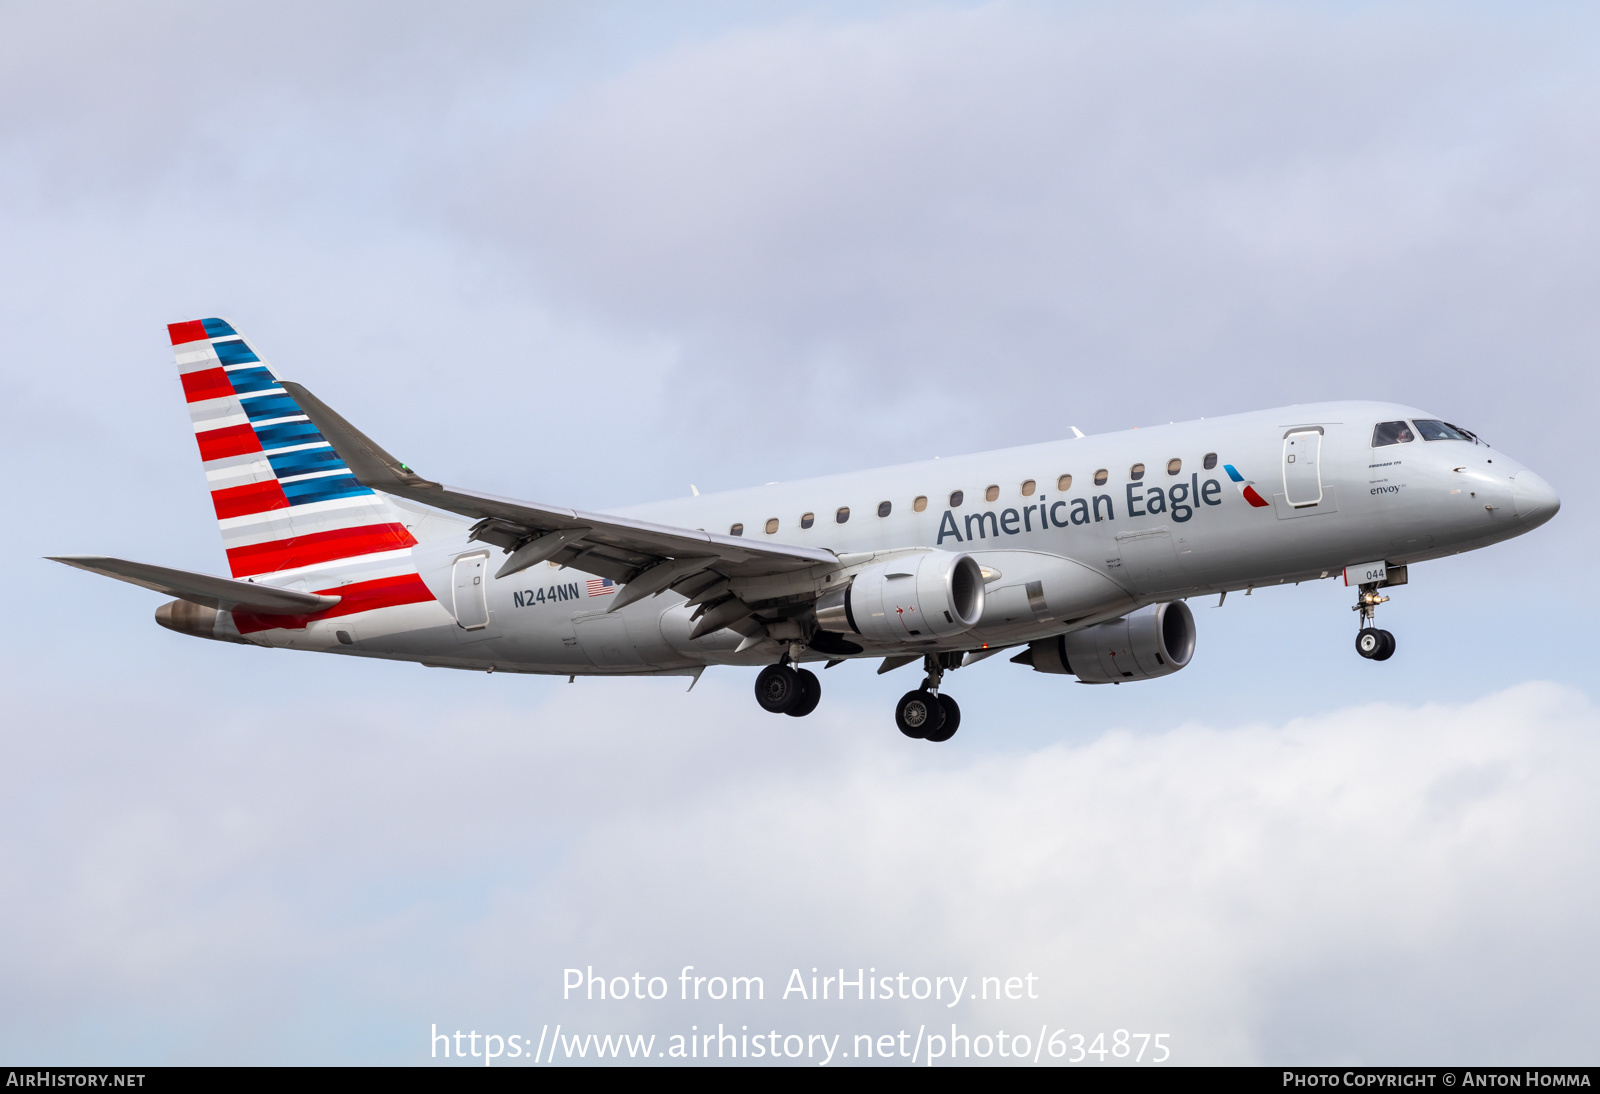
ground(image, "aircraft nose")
xmin=1512 ymin=469 xmax=1560 ymax=524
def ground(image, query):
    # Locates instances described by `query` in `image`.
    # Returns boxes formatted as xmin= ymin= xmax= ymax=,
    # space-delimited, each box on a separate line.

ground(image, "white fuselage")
xmin=228 ymin=400 xmax=1559 ymax=676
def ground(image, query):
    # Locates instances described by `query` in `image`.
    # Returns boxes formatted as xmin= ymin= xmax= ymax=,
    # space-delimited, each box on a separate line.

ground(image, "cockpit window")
xmin=1372 ymin=421 xmax=1415 ymax=447
xmin=1414 ymin=419 xmax=1477 ymax=443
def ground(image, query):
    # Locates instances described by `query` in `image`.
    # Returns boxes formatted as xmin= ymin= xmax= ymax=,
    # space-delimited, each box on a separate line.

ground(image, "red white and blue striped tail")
xmin=169 ymin=318 xmax=420 ymax=580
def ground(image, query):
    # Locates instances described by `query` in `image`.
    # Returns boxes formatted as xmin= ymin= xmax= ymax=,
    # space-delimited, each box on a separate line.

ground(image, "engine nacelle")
xmin=816 ymin=550 xmax=985 ymax=643
xmin=1026 ymin=601 xmax=1195 ymax=683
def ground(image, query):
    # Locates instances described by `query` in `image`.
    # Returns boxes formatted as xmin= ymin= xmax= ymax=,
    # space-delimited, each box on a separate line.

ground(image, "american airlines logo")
xmin=1223 ymin=464 xmax=1272 ymax=507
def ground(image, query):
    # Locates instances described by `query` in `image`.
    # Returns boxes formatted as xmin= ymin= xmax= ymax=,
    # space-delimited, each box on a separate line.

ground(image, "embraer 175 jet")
xmin=54 ymin=319 xmax=1560 ymax=742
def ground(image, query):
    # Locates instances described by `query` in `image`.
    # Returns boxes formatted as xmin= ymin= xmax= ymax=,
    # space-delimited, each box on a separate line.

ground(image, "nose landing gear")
xmin=1353 ymin=583 xmax=1396 ymax=661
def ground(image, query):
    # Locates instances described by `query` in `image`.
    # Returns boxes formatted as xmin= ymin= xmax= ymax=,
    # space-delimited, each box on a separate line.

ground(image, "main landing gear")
xmin=896 ymin=654 xmax=961 ymax=744
xmin=1353 ymin=583 xmax=1396 ymax=662
xmin=754 ymin=662 xmax=821 ymax=717
xmin=753 ymin=652 xmax=962 ymax=742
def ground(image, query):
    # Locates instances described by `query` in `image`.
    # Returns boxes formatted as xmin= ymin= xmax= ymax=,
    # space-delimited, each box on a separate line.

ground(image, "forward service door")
xmin=1283 ymin=429 xmax=1323 ymax=508
xmin=452 ymin=553 xmax=490 ymax=630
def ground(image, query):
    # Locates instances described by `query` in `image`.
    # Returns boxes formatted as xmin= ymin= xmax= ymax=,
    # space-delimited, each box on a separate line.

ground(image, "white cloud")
xmin=1 ymin=674 xmax=1594 ymax=1062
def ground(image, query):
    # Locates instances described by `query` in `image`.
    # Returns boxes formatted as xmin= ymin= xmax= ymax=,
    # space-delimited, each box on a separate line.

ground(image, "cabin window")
xmin=1203 ymin=452 xmax=1217 ymax=470
xmin=985 ymin=484 xmax=1000 ymax=502
xmin=1167 ymin=458 xmax=1182 ymax=475
xmin=1414 ymin=419 xmax=1475 ymax=442
xmin=949 ymin=490 xmax=964 ymax=507
xmin=1372 ymin=421 xmax=1415 ymax=447
xmin=836 ymin=506 xmax=850 ymax=524
xmin=1130 ymin=463 xmax=1145 ymax=481
xmin=877 ymin=500 xmax=892 ymax=518
xmin=913 ymin=495 xmax=928 ymax=512
xmin=765 ymin=518 xmax=779 ymax=534
xmin=1093 ymin=469 xmax=1108 ymax=486
xmin=729 ymin=523 xmax=744 ymax=536
xmin=1057 ymin=474 xmax=1072 ymax=491
xmin=1020 ymin=479 xmax=1036 ymax=496
xmin=800 ymin=512 xmax=815 ymax=529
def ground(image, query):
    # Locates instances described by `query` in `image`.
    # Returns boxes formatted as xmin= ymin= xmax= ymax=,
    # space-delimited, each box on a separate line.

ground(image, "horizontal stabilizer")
xmin=48 ymin=556 xmax=340 ymax=614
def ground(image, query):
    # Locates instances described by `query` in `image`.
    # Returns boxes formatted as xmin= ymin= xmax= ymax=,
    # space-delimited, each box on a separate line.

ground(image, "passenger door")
xmin=1283 ymin=429 xmax=1323 ymax=508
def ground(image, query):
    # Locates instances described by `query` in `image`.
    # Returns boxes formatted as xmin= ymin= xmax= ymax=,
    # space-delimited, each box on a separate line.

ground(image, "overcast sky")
xmin=2 ymin=0 xmax=1597 ymax=1065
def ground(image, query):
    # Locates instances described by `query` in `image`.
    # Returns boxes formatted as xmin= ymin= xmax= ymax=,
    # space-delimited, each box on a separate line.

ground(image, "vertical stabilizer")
xmin=169 ymin=318 xmax=420 ymax=579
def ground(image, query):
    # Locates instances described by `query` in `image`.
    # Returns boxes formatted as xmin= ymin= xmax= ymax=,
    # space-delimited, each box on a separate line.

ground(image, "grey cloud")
xmin=440 ymin=4 xmax=1600 ymax=474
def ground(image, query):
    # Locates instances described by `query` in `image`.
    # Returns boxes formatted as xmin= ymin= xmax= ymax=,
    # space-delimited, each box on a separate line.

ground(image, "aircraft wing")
xmin=48 ymin=556 xmax=340 ymax=614
xmin=281 ymin=382 xmax=839 ymax=588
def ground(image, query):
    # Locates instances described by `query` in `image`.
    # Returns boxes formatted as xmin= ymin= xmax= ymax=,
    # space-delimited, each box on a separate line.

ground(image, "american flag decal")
xmin=586 ymin=578 xmax=615 ymax=597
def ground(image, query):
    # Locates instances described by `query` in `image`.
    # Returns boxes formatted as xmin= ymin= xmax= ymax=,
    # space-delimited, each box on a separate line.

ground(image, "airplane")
xmin=52 ymin=319 xmax=1561 ymax=742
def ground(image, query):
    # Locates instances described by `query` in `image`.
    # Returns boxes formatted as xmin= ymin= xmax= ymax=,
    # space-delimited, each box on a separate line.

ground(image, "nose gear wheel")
xmin=1355 ymin=627 xmax=1396 ymax=661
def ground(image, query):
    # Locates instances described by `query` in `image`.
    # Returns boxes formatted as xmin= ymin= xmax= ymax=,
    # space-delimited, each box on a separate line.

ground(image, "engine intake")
xmin=1025 ymin=601 xmax=1195 ymax=682
xmin=816 ymin=551 xmax=985 ymax=642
